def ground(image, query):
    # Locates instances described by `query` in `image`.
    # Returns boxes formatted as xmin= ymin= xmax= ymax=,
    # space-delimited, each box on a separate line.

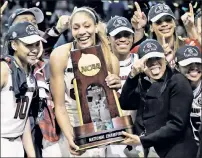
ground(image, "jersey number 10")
xmin=14 ymin=96 xmax=29 ymax=119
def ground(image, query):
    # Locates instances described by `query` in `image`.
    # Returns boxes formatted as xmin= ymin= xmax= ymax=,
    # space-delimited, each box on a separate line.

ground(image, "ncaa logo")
xmin=113 ymin=18 xmax=127 ymax=27
xmin=155 ymin=4 xmax=169 ymax=14
xmin=26 ymin=25 xmax=38 ymax=35
xmin=143 ymin=42 xmax=157 ymax=53
xmin=184 ymin=47 xmax=198 ymax=58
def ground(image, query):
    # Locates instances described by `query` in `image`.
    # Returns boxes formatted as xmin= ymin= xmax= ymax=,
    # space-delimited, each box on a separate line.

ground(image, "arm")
xmin=50 ymin=44 xmax=80 ymax=155
xmin=110 ymin=53 xmax=120 ymax=75
xmin=119 ymin=74 xmax=140 ymax=110
xmin=43 ymin=15 xmax=70 ymax=57
xmin=131 ymin=2 xmax=147 ymax=44
xmin=140 ymin=74 xmax=193 ymax=148
xmin=1 ymin=61 xmax=9 ymax=89
xmin=22 ymin=118 xmax=36 ymax=157
xmin=181 ymin=4 xmax=199 ymax=41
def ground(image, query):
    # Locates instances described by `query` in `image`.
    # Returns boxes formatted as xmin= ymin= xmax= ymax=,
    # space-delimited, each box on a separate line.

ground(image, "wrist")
xmin=53 ymin=26 xmax=61 ymax=35
xmin=129 ymin=70 xmax=136 ymax=79
xmin=135 ymin=27 xmax=145 ymax=32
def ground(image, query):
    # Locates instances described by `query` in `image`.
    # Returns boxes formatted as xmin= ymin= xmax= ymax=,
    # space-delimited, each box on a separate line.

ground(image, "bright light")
xmin=46 ymin=12 xmax=52 ymax=16
xmin=173 ymin=2 xmax=179 ymax=7
xmin=36 ymin=1 xmax=40 ymax=7
xmin=193 ymin=2 xmax=198 ymax=8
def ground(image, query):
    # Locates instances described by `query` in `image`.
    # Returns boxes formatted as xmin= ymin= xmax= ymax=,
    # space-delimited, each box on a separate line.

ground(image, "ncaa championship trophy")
xmin=70 ymin=45 xmax=133 ymax=151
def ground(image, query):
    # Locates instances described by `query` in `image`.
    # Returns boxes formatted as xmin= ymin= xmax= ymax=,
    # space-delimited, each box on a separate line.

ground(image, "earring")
xmin=95 ymin=28 xmax=98 ymax=33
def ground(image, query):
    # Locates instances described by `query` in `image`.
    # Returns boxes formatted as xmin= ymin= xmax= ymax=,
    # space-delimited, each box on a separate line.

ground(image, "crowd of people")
xmin=0 ymin=0 xmax=201 ymax=158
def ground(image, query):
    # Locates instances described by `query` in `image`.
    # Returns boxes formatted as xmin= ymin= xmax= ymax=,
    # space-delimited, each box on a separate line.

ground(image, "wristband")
xmin=52 ymin=26 xmax=60 ymax=35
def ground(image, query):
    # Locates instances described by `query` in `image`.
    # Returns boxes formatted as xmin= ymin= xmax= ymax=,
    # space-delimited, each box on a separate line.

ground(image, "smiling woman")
xmin=119 ymin=39 xmax=198 ymax=158
xmin=49 ymin=6 xmax=121 ymax=157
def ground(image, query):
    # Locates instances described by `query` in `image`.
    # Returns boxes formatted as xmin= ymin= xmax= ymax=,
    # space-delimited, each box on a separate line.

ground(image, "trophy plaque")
xmin=70 ymin=45 xmax=133 ymax=151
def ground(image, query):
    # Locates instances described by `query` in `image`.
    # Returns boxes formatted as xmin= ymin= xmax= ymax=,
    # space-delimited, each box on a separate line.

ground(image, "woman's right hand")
xmin=130 ymin=56 xmax=148 ymax=77
xmin=1 ymin=1 xmax=8 ymax=20
xmin=131 ymin=2 xmax=147 ymax=31
xmin=67 ymin=137 xmax=85 ymax=156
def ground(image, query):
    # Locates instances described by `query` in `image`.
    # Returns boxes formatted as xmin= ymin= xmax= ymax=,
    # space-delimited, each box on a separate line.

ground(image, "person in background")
xmin=181 ymin=4 xmax=201 ymax=45
xmin=119 ymin=39 xmax=197 ymax=158
xmin=6 ymin=6 xmax=70 ymax=58
xmin=49 ymin=6 xmax=121 ymax=157
xmin=103 ymin=0 xmax=128 ymax=22
xmin=132 ymin=3 xmax=198 ymax=68
xmin=175 ymin=45 xmax=201 ymax=149
xmin=106 ymin=15 xmax=138 ymax=157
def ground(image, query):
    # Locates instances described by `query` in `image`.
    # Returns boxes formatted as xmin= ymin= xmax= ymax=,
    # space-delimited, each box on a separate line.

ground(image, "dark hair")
xmin=8 ymin=41 xmax=15 ymax=56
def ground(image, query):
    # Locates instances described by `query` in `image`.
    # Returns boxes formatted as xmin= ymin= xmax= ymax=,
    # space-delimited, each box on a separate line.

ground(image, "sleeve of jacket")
xmin=42 ymin=29 xmax=60 ymax=57
xmin=119 ymin=74 xmax=141 ymax=110
xmin=140 ymin=73 xmax=193 ymax=148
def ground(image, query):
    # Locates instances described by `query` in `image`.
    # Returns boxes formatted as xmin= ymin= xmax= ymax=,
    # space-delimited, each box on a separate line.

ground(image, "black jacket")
xmin=120 ymin=68 xmax=197 ymax=158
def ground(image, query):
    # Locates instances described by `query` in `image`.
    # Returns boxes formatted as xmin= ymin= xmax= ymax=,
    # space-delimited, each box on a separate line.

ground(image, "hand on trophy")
xmin=120 ymin=131 xmax=142 ymax=146
xmin=67 ymin=138 xmax=85 ymax=155
xmin=105 ymin=73 xmax=121 ymax=90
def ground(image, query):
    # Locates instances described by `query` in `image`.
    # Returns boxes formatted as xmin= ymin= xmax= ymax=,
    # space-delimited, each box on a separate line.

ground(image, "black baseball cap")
xmin=175 ymin=45 xmax=201 ymax=66
xmin=148 ymin=3 xmax=176 ymax=22
xmin=106 ymin=16 xmax=134 ymax=36
xmin=8 ymin=7 xmax=44 ymax=27
xmin=7 ymin=21 xmax=47 ymax=44
xmin=138 ymin=39 xmax=165 ymax=59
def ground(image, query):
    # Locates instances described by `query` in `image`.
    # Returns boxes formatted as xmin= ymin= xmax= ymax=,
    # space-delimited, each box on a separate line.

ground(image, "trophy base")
xmin=74 ymin=115 xmax=134 ymax=151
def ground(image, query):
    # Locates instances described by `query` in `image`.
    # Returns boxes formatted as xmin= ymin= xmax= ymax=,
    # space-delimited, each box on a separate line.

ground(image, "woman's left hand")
xmin=120 ymin=131 xmax=142 ymax=146
xmin=105 ymin=74 xmax=121 ymax=90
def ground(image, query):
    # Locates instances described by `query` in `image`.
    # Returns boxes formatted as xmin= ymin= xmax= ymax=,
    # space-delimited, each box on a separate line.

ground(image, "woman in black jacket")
xmin=119 ymin=39 xmax=197 ymax=158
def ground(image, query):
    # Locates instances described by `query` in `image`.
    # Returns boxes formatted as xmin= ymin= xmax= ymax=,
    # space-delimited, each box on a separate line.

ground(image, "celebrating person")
xmin=49 ymin=6 xmax=121 ymax=157
xmin=119 ymin=39 xmax=197 ymax=158
xmin=6 ymin=6 xmax=70 ymax=57
xmin=175 ymin=45 xmax=201 ymax=146
xmin=106 ymin=15 xmax=140 ymax=157
xmin=1 ymin=21 xmax=46 ymax=157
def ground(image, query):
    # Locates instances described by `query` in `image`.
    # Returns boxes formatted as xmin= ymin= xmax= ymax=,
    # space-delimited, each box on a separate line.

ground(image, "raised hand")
xmin=131 ymin=2 xmax=147 ymax=30
xmin=181 ymin=3 xmax=194 ymax=27
xmin=56 ymin=15 xmax=70 ymax=34
xmin=161 ymin=36 xmax=174 ymax=63
xmin=1 ymin=1 xmax=8 ymax=19
xmin=130 ymin=56 xmax=148 ymax=77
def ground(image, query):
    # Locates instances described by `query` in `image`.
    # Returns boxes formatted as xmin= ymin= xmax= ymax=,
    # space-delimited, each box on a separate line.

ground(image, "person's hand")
xmin=1 ymin=1 xmax=8 ymax=20
xmin=130 ymin=56 xmax=148 ymax=77
xmin=161 ymin=36 xmax=174 ymax=63
xmin=56 ymin=15 xmax=70 ymax=34
xmin=120 ymin=131 xmax=142 ymax=146
xmin=131 ymin=2 xmax=147 ymax=31
xmin=181 ymin=3 xmax=194 ymax=27
xmin=67 ymin=137 xmax=85 ymax=156
xmin=105 ymin=73 xmax=121 ymax=90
